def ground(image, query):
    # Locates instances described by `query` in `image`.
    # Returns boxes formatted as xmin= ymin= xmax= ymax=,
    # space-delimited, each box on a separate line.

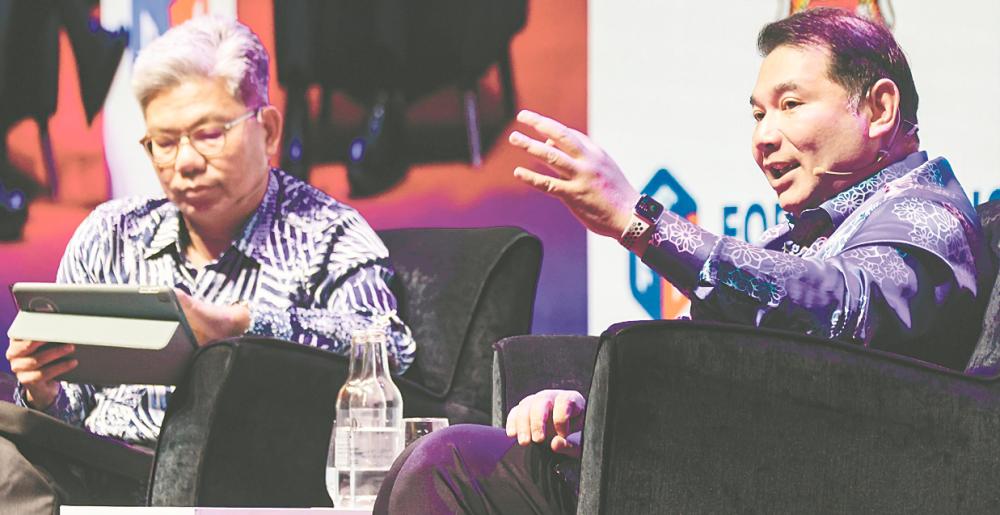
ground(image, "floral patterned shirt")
xmin=642 ymin=152 xmax=992 ymax=370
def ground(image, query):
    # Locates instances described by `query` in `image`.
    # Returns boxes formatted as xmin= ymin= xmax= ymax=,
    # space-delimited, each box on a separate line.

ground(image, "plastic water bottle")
xmin=326 ymin=319 xmax=404 ymax=508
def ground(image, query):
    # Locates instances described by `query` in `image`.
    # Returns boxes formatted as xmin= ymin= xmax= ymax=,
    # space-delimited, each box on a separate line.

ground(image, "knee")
xmin=375 ymin=424 xmax=514 ymax=514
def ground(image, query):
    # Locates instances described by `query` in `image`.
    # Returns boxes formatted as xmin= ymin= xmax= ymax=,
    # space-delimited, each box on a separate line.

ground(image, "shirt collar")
xmin=793 ymin=150 xmax=928 ymax=228
xmin=142 ymin=169 xmax=280 ymax=263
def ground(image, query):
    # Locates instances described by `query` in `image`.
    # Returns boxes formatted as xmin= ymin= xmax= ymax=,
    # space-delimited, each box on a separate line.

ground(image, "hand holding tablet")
xmin=7 ymin=283 xmax=199 ymax=386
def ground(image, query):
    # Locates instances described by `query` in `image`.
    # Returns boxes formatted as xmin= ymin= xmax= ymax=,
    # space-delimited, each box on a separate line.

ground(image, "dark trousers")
xmin=0 ymin=434 xmax=146 ymax=515
xmin=374 ymin=424 xmax=579 ymax=515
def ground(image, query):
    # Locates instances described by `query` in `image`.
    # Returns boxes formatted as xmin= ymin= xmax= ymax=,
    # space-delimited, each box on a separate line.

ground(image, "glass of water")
xmin=403 ymin=417 xmax=450 ymax=448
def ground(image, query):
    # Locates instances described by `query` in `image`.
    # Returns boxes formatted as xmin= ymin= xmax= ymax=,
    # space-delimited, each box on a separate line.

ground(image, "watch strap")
xmin=620 ymin=214 xmax=655 ymax=256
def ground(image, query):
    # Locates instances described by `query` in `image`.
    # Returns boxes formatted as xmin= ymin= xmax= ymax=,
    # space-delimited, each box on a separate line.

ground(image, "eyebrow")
xmin=147 ymin=114 xmax=230 ymax=134
xmin=749 ymin=81 xmax=800 ymax=107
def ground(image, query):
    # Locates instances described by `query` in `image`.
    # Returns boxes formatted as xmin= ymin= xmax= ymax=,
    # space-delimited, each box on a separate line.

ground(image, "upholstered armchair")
xmin=492 ymin=200 xmax=1000 ymax=514
xmin=0 ymin=226 xmax=542 ymax=508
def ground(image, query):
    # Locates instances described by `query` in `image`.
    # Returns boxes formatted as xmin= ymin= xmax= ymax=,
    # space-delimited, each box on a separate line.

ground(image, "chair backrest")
xmin=149 ymin=337 xmax=348 ymax=507
xmin=963 ymin=200 xmax=1000 ymax=375
xmin=378 ymin=227 xmax=542 ymax=424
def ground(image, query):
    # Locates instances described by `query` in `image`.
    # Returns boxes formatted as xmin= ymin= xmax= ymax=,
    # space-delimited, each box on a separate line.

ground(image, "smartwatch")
xmin=620 ymin=194 xmax=664 ymax=255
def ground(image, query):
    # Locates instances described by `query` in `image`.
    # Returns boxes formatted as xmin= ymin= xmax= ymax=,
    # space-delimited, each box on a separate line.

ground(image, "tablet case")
xmin=7 ymin=283 xmax=197 ymax=386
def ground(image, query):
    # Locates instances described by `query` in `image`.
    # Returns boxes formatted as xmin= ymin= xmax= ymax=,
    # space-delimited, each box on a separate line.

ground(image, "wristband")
xmin=620 ymin=194 xmax=664 ymax=256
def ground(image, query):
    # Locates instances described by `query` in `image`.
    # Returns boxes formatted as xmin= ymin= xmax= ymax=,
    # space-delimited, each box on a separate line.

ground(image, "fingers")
xmin=516 ymin=110 xmax=585 ymax=157
xmin=5 ymin=339 xmax=46 ymax=360
xmin=506 ymin=390 xmax=582 ymax=447
xmin=174 ymin=289 xmax=192 ymax=308
xmin=509 ymin=131 xmax=579 ymax=175
xmin=509 ymin=394 xmax=552 ymax=445
xmin=9 ymin=343 xmax=76 ymax=375
xmin=550 ymin=431 xmax=583 ymax=458
xmin=552 ymin=392 xmax=582 ymax=438
xmin=16 ymin=357 xmax=79 ymax=385
xmin=515 ymin=397 xmax=532 ymax=445
xmin=513 ymin=167 xmax=570 ymax=196
xmin=528 ymin=394 xmax=554 ymax=443
xmin=505 ymin=405 xmax=519 ymax=437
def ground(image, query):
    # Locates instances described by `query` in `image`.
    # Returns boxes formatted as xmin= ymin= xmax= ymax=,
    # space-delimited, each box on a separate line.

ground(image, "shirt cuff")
xmin=244 ymin=302 xmax=294 ymax=340
xmin=13 ymin=382 xmax=71 ymax=419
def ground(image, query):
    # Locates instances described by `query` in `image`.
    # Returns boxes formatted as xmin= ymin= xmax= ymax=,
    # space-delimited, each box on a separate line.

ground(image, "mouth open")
xmin=768 ymin=161 xmax=800 ymax=179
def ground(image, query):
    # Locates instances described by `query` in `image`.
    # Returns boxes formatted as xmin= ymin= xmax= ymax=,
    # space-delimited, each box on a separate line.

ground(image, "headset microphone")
xmin=809 ymin=117 xmax=918 ymax=177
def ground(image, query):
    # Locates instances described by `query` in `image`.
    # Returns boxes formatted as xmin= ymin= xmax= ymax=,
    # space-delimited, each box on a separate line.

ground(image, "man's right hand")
xmin=506 ymin=389 xmax=586 ymax=458
xmin=5 ymin=338 xmax=77 ymax=409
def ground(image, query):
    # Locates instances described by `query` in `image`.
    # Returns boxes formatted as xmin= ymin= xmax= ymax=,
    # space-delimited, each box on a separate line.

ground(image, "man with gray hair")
xmin=2 ymin=15 xmax=414 ymax=510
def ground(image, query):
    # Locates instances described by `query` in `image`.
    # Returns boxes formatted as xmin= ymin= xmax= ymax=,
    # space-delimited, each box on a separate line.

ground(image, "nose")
xmin=753 ymin=114 xmax=782 ymax=158
xmin=173 ymin=136 xmax=206 ymax=177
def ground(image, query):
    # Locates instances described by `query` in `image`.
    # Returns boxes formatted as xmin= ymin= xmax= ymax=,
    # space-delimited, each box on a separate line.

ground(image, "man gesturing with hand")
xmin=374 ymin=8 xmax=992 ymax=515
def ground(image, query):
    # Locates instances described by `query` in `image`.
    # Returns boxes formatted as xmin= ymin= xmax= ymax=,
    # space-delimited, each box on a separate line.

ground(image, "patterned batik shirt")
xmin=642 ymin=151 xmax=993 ymax=370
xmin=13 ymin=168 xmax=416 ymax=445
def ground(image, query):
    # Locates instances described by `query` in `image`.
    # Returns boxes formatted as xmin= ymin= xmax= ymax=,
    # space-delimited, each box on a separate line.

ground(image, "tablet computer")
xmin=7 ymin=283 xmax=198 ymax=385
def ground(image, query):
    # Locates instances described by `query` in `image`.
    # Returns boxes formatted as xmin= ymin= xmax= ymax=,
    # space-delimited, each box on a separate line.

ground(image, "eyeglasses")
xmin=139 ymin=107 xmax=261 ymax=165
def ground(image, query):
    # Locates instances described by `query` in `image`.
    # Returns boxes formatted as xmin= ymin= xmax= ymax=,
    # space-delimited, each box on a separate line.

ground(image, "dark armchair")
xmin=1 ymin=226 xmax=542 ymax=508
xmin=493 ymin=200 xmax=1000 ymax=513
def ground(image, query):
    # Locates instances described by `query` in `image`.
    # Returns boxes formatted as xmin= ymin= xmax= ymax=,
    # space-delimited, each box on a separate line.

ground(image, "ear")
xmin=864 ymin=78 xmax=900 ymax=141
xmin=259 ymin=105 xmax=283 ymax=158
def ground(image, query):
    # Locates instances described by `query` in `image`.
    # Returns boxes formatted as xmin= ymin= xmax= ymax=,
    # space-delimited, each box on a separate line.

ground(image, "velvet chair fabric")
xmin=148 ymin=226 xmax=542 ymax=506
xmin=578 ymin=320 xmax=1000 ymax=513
xmin=148 ymin=337 xmax=346 ymax=507
xmin=491 ymin=201 xmax=1000 ymax=514
xmin=381 ymin=226 xmax=542 ymax=424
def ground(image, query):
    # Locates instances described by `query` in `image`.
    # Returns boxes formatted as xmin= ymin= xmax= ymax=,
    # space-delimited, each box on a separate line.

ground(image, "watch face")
xmin=636 ymin=195 xmax=664 ymax=221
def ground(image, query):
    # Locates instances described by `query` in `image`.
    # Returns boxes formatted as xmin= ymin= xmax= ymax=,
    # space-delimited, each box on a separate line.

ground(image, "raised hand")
xmin=509 ymin=109 xmax=640 ymax=239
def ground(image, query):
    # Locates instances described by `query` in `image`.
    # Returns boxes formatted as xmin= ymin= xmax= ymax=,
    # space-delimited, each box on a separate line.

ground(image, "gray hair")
xmin=132 ymin=15 xmax=269 ymax=111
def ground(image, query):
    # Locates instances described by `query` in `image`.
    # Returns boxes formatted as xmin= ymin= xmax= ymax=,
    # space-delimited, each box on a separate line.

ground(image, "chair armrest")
xmin=579 ymin=320 xmax=1000 ymax=514
xmin=149 ymin=337 xmax=348 ymax=507
xmin=491 ymin=335 xmax=599 ymax=427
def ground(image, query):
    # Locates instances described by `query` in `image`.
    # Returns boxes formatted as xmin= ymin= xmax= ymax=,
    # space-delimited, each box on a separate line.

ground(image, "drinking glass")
xmin=402 ymin=417 xmax=449 ymax=447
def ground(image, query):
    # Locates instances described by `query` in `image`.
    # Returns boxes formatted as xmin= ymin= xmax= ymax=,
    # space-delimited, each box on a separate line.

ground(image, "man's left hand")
xmin=175 ymin=290 xmax=250 ymax=346
xmin=509 ymin=109 xmax=640 ymax=239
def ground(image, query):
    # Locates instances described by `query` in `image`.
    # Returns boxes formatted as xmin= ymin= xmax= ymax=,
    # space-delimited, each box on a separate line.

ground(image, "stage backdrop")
xmin=587 ymin=0 xmax=1000 ymax=334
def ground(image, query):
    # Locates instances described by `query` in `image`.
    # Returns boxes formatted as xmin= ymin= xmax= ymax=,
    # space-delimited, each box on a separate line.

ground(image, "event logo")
xmin=783 ymin=0 xmax=895 ymax=27
xmin=629 ymin=168 xmax=697 ymax=320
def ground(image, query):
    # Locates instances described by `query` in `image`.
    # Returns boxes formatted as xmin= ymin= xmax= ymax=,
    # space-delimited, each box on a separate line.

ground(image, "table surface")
xmin=61 ymin=507 xmax=372 ymax=515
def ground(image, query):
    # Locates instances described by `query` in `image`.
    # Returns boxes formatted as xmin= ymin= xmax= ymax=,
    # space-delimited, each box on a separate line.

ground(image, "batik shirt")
xmin=642 ymin=152 xmax=992 ymax=370
xmin=14 ymin=168 xmax=416 ymax=445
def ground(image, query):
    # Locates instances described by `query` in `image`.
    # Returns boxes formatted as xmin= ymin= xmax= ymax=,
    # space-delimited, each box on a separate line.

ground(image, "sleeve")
xmin=13 ymin=382 xmax=97 ymax=426
xmin=12 ymin=209 xmax=111 ymax=424
xmin=691 ymin=236 xmax=939 ymax=344
xmin=640 ymin=206 xmax=972 ymax=348
xmin=245 ymin=210 xmax=417 ymax=374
